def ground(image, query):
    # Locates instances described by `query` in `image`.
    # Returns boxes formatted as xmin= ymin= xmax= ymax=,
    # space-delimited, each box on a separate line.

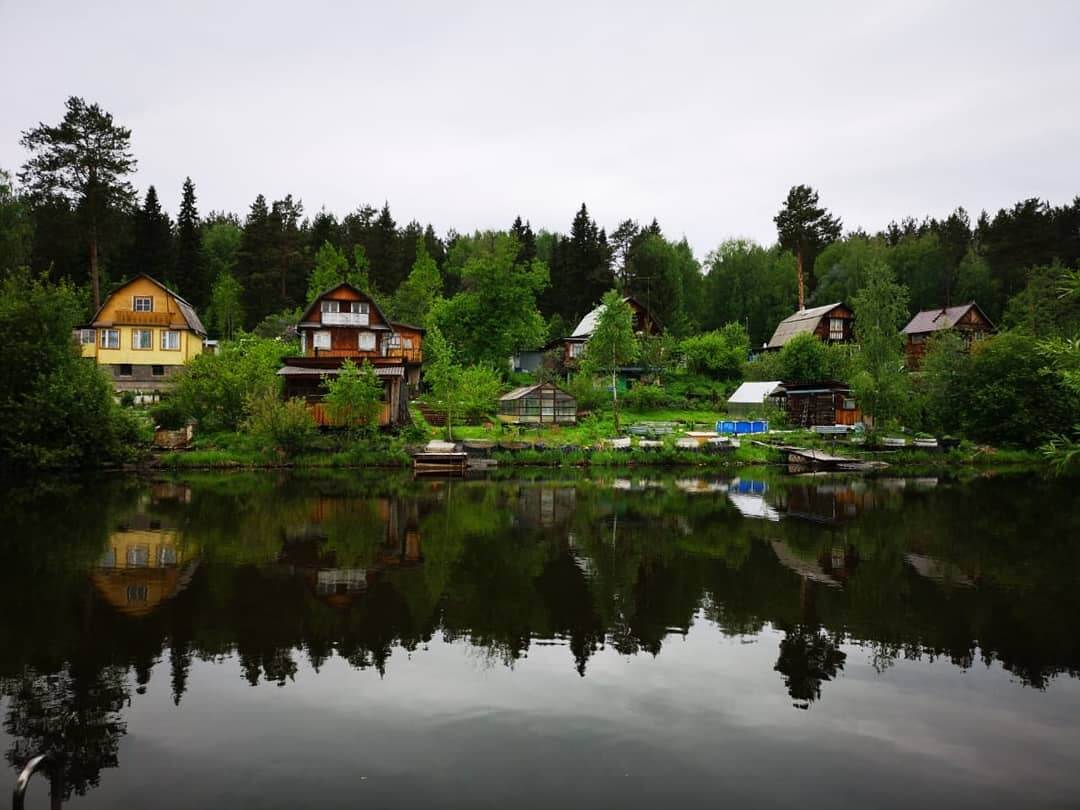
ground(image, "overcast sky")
xmin=2 ymin=0 xmax=1078 ymax=254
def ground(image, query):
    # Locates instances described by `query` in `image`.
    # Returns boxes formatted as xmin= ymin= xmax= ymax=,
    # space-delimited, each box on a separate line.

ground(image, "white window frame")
xmin=100 ymin=329 xmax=120 ymax=349
xmin=829 ymin=317 xmax=845 ymax=340
xmin=350 ymin=301 xmax=369 ymax=314
xmin=313 ymin=331 xmax=331 ymax=350
xmin=79 ymin=328 xmax=96 ymax=345
xmin=321 ymin=300 xmax=341 ymax=314
xmin=133 ymin=295 xmax=153 ymax=312
xmin=161 ymin=330 xmax=181 ymax=351
xmin=358 ymin=332 xmax=376 ymax=351
xmin=132 ymin=328 xmax=153 ymax=350
xmin=569 ymin=342 xmax=584 ymax=358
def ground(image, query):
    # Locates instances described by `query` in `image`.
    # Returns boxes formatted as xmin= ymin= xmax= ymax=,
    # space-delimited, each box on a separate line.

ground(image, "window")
xmin=358 ymin=332 xmax=376 ymax=351
xmin=350 ymin=301 xmax=369 ymax=314
xmin=829 ymin=318 xmax=845 ymax=341
xmin=569 ymin=342 xmax=584 ymax=358
xmin=100 ymin=329 xmax=120 ymax=349
xmin=133 ymin=296 xmax=153 ymax=312
xmin=126 ymin=585 xmax=148 ymax=604
xmin=79 ymin=328 xmax=96 ymax=345
xmin=321 ymin=300 xmax=340 ymax=313
xmin=842 ymin=398 xmax=856 ymax=410
xmin=313 ymin=331 xmax=331 ymax=350
xmin=152 ymin=365 xmax=165 ymax=377
xmin=118 ymin=363 xmax=133 ymax=376
xmin=161 ymin=330 xmax=181 ymax=350
xmin=160 ymin=547 xmax=177 ymax=565
xmin=911 ymin=334 xmax=924 ymax=344
xmin=126 ymin=545 xmax=150 ymax=566
xmin=132 ymin=329 xmax=153 ymax=349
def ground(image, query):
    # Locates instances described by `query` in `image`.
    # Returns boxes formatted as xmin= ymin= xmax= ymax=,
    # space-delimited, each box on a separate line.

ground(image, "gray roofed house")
xmin=901 ymin=301 xmax=994 ymax=368
xmin=766 ymin=302 xmax=854 ymax=350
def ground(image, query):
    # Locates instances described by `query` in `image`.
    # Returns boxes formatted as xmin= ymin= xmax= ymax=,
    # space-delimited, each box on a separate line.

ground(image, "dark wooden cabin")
xmin=901 ymin=302 xmax=994 ymax=369
xmin=277 ymin=284 xmax=422 ymax=427
xmin=766 ymin=302 xmax=854 ymax=350
xmin=778 ymin=380 xmax=860 ymax=427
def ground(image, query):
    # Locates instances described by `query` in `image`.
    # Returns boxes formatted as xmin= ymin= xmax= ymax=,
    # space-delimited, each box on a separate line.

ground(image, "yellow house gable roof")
xmin=91 ymin=274 xmax=207 ymax=335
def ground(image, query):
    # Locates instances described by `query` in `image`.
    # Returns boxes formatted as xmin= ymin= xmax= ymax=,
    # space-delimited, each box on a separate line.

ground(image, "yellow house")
xmin=91 ymin=523 xmax=200 ymax=617
xmin=76 ymin=274 xmax=207 ymax=393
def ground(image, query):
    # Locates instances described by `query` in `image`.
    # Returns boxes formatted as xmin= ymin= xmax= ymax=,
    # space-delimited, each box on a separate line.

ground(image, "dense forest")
xmin=3 ymin=98 xmax=1079 ymax=349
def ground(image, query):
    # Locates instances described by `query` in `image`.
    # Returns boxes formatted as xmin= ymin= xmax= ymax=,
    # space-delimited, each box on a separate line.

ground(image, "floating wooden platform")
xmin=412 ymin=451 xmax=468 ymax=474
xmin=755 ymin=442 xmax=887 ymax=472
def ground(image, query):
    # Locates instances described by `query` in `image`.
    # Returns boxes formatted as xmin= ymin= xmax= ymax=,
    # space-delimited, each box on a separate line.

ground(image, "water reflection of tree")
xmin=2 ymin=665 xmax=129 ymax=807
xmin=774 ymin=626 xmax=847 ymax=709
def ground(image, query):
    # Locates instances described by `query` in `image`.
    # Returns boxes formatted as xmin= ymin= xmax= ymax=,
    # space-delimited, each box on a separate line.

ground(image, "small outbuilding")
xmin=777 ymin=380 xmax=860 ymax=428
xmin=498 ymin=382 xmax=577 ymax=425
xmin=727 ymin=381 xmax=783 ymax=415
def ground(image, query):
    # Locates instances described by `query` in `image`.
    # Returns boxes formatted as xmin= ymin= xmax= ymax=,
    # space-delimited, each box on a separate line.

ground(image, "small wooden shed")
xmin=498 ymin=382 xmax=577 ymax=425
xmin=778 ymin=380 xmax=861 ymax=427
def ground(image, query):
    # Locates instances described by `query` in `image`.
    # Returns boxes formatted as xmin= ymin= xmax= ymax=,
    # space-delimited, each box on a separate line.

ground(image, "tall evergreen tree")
xmin=132 ymin=186 xmax=173 ymax=282
xmin=18 ymin=96 xmax=137 ymax=308
xmin=366 ymin=202 xmax=400 ymax=292
xmin=234 ymin=194 xmax=273 ymax=327
xmin=174 ymin=177 xmax=205 ymax=306
xmin=775 ymin=185 xmax=842 ymax=309
xmin=511 ymin=216 xmax=537 ymax=264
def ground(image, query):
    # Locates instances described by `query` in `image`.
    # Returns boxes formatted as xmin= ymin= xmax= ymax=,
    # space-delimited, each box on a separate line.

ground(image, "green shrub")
xmin=323 ymin=359 xmax=383 ymax=432
xmin=567 ymin=374 xmax=607 ymax=412
xmin=242 ymin=388 xmax=316 ymax=456
xmin=680 ymin=324 xmax=749 ymax=378
xmin=150 ymin=398 xmax=188 ymax=430
xmin=171 ymin=334 xmax=295 ymax=432
xmin=623 ymin=382 xmax=682 ymax=411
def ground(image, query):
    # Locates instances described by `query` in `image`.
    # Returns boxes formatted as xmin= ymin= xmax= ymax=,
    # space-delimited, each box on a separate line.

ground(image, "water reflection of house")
xmin=904 ymin=553 xmax=976 ymax=588
xmin=281 ymin=497 xmax=422 ymax=608
xmin=777 ymin=482 xmax=877 ymax=526
xmin=91 ymin=516 xmax=199 ymax=617
xmin=727 ymin=479 xmax=781 ymax=521
xmin=770 ymin=541 xmax=841 ymax=588
xmin=514 ymin=486 xmax=578 ymax=529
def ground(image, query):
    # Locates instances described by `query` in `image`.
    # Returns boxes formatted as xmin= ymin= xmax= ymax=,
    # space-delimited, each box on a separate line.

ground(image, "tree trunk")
xmin=796 ymin=248 xmax=805 ymax=310
xmin=611 ymin=368 xmax=620 ymax=433
xmin=89 ymin=224 xmax=100 ymax=311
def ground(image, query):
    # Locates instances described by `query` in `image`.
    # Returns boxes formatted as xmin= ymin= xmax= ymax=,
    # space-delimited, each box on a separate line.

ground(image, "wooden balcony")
xmin=113 ymin=309 xmax=173 ymax=326
xmin=311 ymin=347 xmax=422 ymax=363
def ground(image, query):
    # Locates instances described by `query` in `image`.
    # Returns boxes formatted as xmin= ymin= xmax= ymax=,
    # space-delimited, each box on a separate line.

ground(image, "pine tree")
xmin=774 ymin=185 xmax=842 ymax=309
xmin=392 ymin=238 xmax=443 ymax=325
xmin=511 ymin=216 xmax=537 ymax=264
xmin=174 ymin=177 xmax=205 ymax=306
xmin=132 ymin=185 xmax=173 ymax=282
xmin=19 ymin=97 xmax=137 ymax=308
xmin=367 ymin=202 xmax=399 ymax=292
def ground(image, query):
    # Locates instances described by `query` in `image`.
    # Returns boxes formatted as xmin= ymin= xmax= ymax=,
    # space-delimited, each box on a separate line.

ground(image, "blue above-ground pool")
xmin=717 ymin=419 xmax=769 ymax=435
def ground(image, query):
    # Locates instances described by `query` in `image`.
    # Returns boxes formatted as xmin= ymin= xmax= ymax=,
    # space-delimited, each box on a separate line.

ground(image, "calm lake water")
xmin=1 ymin=469 xmax=1079 ymax=808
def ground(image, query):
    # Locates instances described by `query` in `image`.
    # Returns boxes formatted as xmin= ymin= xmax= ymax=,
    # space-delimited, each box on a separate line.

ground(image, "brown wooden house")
xmin=277 ymin=284 xmax=423 ymax=427
xmin=766 ymin=302 xmax=854 ymax=350
xmin=777 ymin=380 xmax=861 ymax=427
xmin=901 ymin=302 xmax=994 ymax=369
xmin=553 ymin=295 xmax=661 ymax=367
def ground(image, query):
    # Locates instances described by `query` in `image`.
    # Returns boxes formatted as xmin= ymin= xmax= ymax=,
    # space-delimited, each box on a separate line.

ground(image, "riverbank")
xmin=153 ymin=428 xmax=1043 ymax=471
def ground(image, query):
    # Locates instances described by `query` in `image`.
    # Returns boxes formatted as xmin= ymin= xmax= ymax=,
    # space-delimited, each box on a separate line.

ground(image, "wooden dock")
xmin=755 ymin=442 xmax=887 ymax=472
xmin=412 ymin=441 xmax=468 ymax=475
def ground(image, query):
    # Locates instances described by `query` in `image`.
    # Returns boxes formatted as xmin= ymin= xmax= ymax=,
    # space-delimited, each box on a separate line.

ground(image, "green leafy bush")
xmin=171 ymin=335 xmax=295 ymax=432
xmin=680 ymin=323 xmax=749 ymax=378
xmin=323 ymin=359 xmax=383 ymax=432
xmin=0 ymin=269 xmax=142 ymax=470
xmin=242 ymin=387 xmax=316 ymax=456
